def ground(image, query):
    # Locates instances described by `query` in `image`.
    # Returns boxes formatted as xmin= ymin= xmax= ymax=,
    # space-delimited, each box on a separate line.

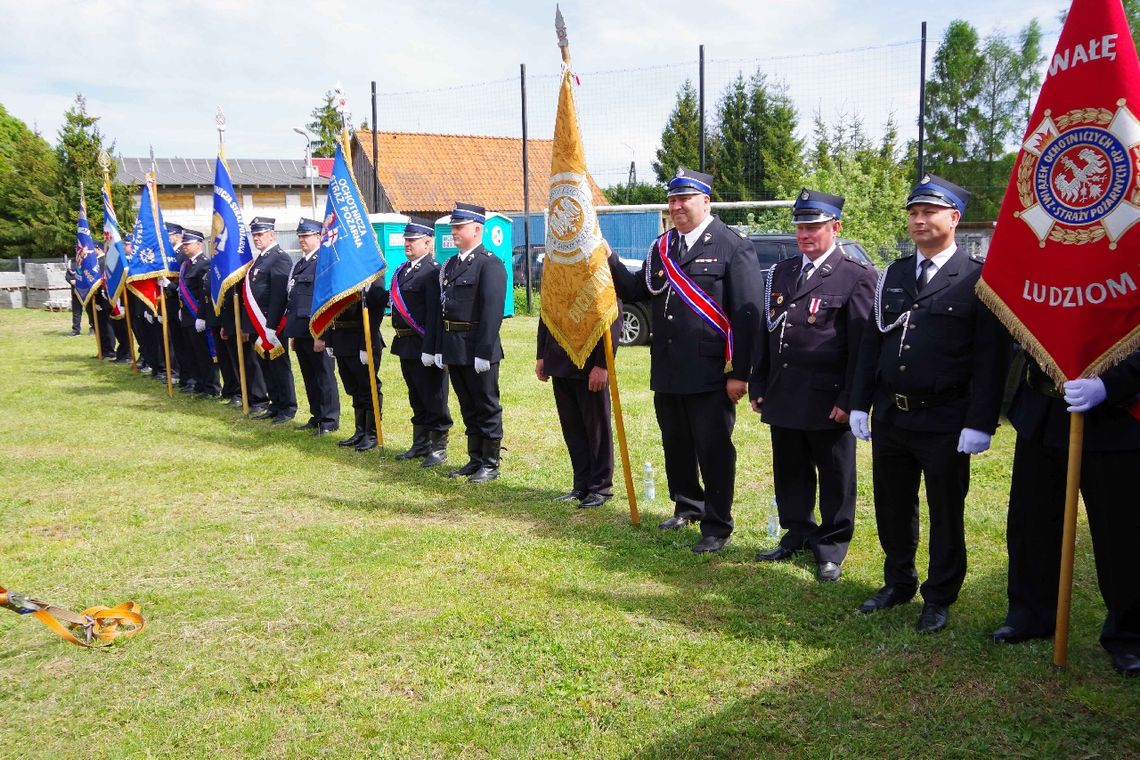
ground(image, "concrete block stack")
xmin=24 ymin=263 xmax=71 ymax=310
xmin=0 ymin=272 xmax=26 ymax=308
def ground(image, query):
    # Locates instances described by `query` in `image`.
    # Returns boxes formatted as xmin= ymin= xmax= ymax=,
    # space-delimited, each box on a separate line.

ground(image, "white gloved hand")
xmin=420 ymin=352 xmax=435 ymax=367
xmin=1063 ymin=378 xmax=1107 ymax=412
xmin=195 ymin=318 xmax=206 ymax=333
xmin=359 ymin=350 xmax=368 ymax=365
xmin=849 ymin=410 xmax=871 ymax=441
xmin=325 ymin=347 xmax=334 ymax=358
xmin=155 ymin=313 xmax=163 ymax=324
xmin=265 ymin=328 xmax=277 ymax=345
xmin=158 ymin=277 xmax=171 ymax=288
xmin=474 ymin=357 xmax=490 ymax=374
xmin=957 ymin=427 xmax=992 ymax=454
xmin=143 ymin=311 xmax=154 ymax=324
xmin=433 ymin=354 xmax=444 ymax=369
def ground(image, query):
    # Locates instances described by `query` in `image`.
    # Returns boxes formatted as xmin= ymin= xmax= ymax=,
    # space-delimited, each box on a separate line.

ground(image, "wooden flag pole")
xmin=604 ymin=328 xmax=639 ymax=526
xmin=1053 ymin=412 xmax=1085 ymax=667
xmin=98 ymin=157 xmax=137 ymax=374
xmin=362 ymin=301 xmax=384 ymax=450
xmin=157 ymin=285 xmax=173 ymax=397
xmin=233 ymin=292 xmax=250 ymax=415
xmin=90 ymin=288 xmax=104 ymax=359
xmin=123 ymin=300 xmax=138 ymax=374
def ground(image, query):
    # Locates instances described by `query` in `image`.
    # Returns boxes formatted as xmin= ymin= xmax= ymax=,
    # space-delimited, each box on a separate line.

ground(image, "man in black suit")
xmin=162 ymin=222 xmax=186 ymax=387
xmin=433 ymin=202 xmax=507 ymax=483
xmin=201 ymin=249 xmax=240 ymax=404
xmin=850 ymin=174 xmax=1009 ymax=633
xmin=176 ymin=229 xmax=219 ymax=397
xmin=992 ymin=351 xmax=1140 ymax=676
xmin=218 ymin=268 xmax=269 ymax=414
xmin=390 ymin=218 xmax=452 ymax=467
xmin=536 ymin=303 xmax=621 ymax=509
xmin=284 ymin=218 xmax=340 ymax=435
xmin=750 ymin=189 xmax=876 ymax=581
xmin=608 ymin=168 xmax=763 ymax=553
xmin=242 ymin=217 xmax=297 ymax=424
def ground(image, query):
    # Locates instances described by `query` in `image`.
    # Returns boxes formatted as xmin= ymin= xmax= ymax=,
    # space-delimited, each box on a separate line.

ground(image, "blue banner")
xmin=209 ymin=155 xmax=251 ymax=315
xmin=101 ymin=181 xmax=128 ymax=306
xmin=126 ymin=175 xmax=177 ymax=282
xmin=74 ymin=198 xmax=102 ymax=306
xmin=308 ymin=142 xmax=386 ymax=338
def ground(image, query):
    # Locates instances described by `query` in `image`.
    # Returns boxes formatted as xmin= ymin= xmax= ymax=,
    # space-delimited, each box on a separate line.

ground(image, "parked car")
xmin=617 ymin=234 xmax=876 ymax=347
xmin=513 ymin=244 xmax=544 ymax=288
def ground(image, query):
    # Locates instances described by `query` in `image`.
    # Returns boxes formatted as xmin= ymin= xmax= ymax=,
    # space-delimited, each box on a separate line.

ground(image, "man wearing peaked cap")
xmin=284 ymin=218 xmax=340 ymax=435
xmin=176 ymin=229 xmax=220 ymax=397
xmin=608 ymin=167 xmax=764 ymax=553
xmin=849 ymin=174 xmax=1009 ymax=633
xmin=430 ymin=202 xmax=507 ymax=483
xmin=157 ymin=221 xmax=185 ymax=386
xmin=242 ymin=216 xmax=298 ymax=424
xmin=390 ymin=218 xmax=453 ymax=466
xmin=749 ymin=189 xmax=877 ymax=582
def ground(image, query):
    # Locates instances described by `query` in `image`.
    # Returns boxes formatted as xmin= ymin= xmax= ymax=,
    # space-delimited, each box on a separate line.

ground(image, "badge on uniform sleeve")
xmin=807 ymin=297 xmax=822 ymax=324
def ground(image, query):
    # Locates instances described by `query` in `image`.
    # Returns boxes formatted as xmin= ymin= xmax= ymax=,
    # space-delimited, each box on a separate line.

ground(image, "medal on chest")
xmin=807 ymin=297 xmax=821 ymax=324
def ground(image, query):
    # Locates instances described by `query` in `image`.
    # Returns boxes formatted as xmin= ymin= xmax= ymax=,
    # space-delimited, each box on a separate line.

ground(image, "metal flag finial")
xmin=215 ymin=105 xmax=226 ymax=132
xmin=97 ymin=150 xmax=111 ymax=174
xmin=555 ymin=5 xmax=568 ymax=48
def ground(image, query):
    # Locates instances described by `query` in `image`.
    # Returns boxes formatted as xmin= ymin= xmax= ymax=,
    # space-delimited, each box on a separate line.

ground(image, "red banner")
xmin=978 ymin=0 xmax=1140 ymax=384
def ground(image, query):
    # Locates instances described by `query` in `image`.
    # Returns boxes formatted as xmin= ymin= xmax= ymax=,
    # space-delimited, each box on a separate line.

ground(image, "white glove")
xmin=420 ymin=352 xmax=435 ymax=367
xmin=1063 ymin=378 xmax=1107 ymax=412
xmin=143 ymin=312 xmax=154 ymax=324
xmin=433 ymin=354 xmax=443 ymax=369
xmin=158 ymin=277 xmax=171 ymax=287
xmin=957 ymin=427 xmax=992 ymax=454
xmin=265 ymin=328 xmax=277 ymax=345
xmin=155 ymin=313 xmax=163 ymax=324
xmin=474 ymin=357 xmax=490 ymax=374
xmin=195 ymin=318 xmax=206 ymax=333
xmin=849 ymin=410 xmax=871 ymax=441
xmin=359 ymin=350 xmax=368 ymax=365
xmin=325 ymin=347 xmax=334 ymax=357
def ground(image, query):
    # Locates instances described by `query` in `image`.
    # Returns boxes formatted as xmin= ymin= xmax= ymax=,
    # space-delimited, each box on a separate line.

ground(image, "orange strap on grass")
xmin=1 ymin=585 xmax=146 ymax=647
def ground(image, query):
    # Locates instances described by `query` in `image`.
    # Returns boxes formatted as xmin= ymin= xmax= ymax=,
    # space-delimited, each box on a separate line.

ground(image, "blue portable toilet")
xmin=433 ymin=211 xmax=514 ymax=317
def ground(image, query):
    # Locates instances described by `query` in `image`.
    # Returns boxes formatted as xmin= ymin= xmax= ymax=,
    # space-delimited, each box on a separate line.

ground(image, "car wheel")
xmin=620 ymin=304 xmax=649 ymax=346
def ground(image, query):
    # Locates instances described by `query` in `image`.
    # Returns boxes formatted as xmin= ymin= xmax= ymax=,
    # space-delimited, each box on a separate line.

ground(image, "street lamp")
xmin=293 ymin=127 xmax=316 ymax=217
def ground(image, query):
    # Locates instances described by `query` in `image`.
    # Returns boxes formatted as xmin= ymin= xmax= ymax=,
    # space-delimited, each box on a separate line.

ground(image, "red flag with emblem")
xmin=978 ymin=0 xmax=1140 ymax=386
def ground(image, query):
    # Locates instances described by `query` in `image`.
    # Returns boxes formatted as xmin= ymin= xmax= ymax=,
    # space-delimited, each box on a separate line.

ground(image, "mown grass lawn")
xmin=1 ymin=306 xmax=1137 ymax=759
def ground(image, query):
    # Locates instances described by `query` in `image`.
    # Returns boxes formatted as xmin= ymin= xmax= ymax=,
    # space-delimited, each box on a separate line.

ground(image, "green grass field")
xmin=1 ymin=307 xmax=1137 ymax=759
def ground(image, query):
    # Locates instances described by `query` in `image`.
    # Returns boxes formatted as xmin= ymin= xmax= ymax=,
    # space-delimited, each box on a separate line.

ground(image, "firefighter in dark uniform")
xmin=217 ymin=247 xmax=270 ymax=413
xmin=608 ymin=168 xmax=763 ymax=553
xmin=992 ymin=351 xmax=1140 ymax=676
xmin=163 ymin=222 xmax=186 ymax=386
xmin=536 ymin=304 xmax=621 ymax=509
xmin=284 ymin=218 xmax=340 ymax=435
xmin=176 ymin=229 xmax=220 ymax=396
xmin=242 ymin=217 xmax=297 ymax=424
xmin=850 ymin=174 xmax=1009 ymax=633
xmin=434 ymin=202 xmax=507 ymax=483
xmin=749 ymin=189 xmax=876 ymax=581
xmin=202 ymin=248 xmax=240 ymax=404
xmin=318 ymin=277 xmax=387 ymax=451
xmin=390 ymin=218 xmax=453 ymax=467
xmin=65 ymin=254 xmax=83 ymax=335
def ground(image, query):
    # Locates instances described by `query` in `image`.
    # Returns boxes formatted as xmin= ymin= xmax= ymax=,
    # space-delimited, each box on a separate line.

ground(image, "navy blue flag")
xmin=101 ymin=180 xmax=128 ymax=312
xmin=125 ymin=173 xmax=177 ymax=312
xmin=209 ymin=155 xmax=251 ymax=314
xmin=309 ymin=142 xmax=386 ymax=338
xmin=74 ymin=198 xmax=102 ymax=306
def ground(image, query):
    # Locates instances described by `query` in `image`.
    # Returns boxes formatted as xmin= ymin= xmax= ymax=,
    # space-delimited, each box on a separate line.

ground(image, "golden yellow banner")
xmin=540 ymin=65 xmax=618 ymax=369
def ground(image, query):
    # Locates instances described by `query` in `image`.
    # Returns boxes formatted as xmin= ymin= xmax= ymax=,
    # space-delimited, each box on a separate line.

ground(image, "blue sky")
xmin=1 ymin=0 xmax=1067 ymax=183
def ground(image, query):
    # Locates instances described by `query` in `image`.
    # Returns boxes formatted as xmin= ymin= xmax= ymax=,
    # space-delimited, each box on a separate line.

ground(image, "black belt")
xmin=444 ymin=320 xmax=477 ymax=332
xmin=889 ymin=385 xmax=967 ymax=412
xmin=1025 ymin=366 xmax=1063 ymax=398
xmin=393 ymin=327 xmax=417 ymax=337
xmin=331 ymin=320 xmax=362 ymax=329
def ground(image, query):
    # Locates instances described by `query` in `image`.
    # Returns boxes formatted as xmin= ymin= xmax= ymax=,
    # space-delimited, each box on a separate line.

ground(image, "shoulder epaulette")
xmin=970 ymin=252 xmax=986 ymax=264
xmin=843 ymin=253 xmax=869 ymax=268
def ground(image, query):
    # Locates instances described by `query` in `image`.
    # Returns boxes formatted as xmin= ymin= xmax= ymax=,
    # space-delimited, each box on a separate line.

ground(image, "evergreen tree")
xmin=652 ymin=80 xmax=700 ymax=184
xmin=601 ymin=181 xmax=666 ymax=205
xmin=0 ymin=105 xmax=65 ymax=257
xmin=747 ymin=71 xmax=804 ymax=199
xmin=56 ymin=93 xmax=114 ymax=243
xmin=925 ymin=20 xmax=985 ymax=173
xmin=709 ymin=74 xmax=750 ymax=201
xmin=308 ymin=90 xmax=348 ymax=158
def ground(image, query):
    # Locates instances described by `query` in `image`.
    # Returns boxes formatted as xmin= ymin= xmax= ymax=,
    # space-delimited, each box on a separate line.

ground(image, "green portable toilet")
xmin=433 ymin=211 xmax=514 ymax=317
xmin=369 ymin=212 xmax=410 ymax=291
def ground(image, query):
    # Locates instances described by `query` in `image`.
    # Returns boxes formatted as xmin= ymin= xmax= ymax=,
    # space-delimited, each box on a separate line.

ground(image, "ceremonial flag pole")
xmin=149 ymin=146 xmax=174 ymax=398
xmin=976 ymin=0 xmax=1140 ymax=667
xmin=98 ymin=151 xmax=136 ymax=373
xmin=547 ymin=7 xmax=637 ymax=525
xmin=75 ymin=181 xmax=104 ymax=359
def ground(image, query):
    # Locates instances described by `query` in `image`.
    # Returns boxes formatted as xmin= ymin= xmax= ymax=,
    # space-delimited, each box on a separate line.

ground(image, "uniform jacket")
xmin=750 ymin=250 xmax=877 ymax=430
xmin=851 ymin=248 xmax=1009 ymax=434
xmin=240 ymin=244 xmax=293 ymax=335
xmin=434 ymin=245 xmax=506 ymax=365
xmin=389 ymin=256 xmax=443 ymax=360
xmin=1010 ymin=352 xmax=1140 ymax=452
xmin=609 ymin=216 xmax=762 ymax=395
xmin=177 ymin=254 xmax=210 ymax=328
xmin=326 ymin=280 xmax=388 ymax=357
xmin=283 ymin=252 xmax=318 ymax=340
xmin=536 ymin=307 xmax=621 ymax=380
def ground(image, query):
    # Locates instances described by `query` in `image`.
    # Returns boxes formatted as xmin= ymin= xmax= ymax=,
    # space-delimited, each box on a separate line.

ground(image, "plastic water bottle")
xmin=767 ymin=497 xmax=780 ymax=539
xmin=643 ymin=462 xmax=655 ymax=501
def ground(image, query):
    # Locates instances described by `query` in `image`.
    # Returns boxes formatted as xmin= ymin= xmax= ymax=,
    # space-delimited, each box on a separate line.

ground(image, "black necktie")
xmin=677 ymin=236 xmax=688 ymax=258
xmin=917 ymin=259 xmax=933 ymax=292
xmin=797 ymin=262 xmax=814 ymax=290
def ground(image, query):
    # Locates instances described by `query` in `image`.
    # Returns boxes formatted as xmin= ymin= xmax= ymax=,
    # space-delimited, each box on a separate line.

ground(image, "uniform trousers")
xmin=335 ymin=347 xmax=383 ymax=414
xmin=449 ymin=363 xmax=503 ymax=439
xmin=109 ymin=316 xmax=130 ymax=359
xmin=294 ymin=337 xmax=340 ymax=427
xmin=770 ymin=425 xmax=856 ymax=564
xmin=553 ymin=376 xmax=613 ymax=496
xmin=398 ymin=355 xmax=452 ymax=431
xmin=222 ymin=335 xmax=267 ymax=406
xmin=70 ymin=290 xmax=84 ymax=333
xmin=181 ymin=326 xmax=219 ymax=393
xmin=1005 ymin=433 xmax=1140 ymax=656
xmin=654 ymin=389 xmax=737 ymax=539
xmin=871 ymin=422 xmax=969 ymax=606
xmin=212 ymin=327 xmax=240 ymax=398
xmin=257 ymin=349 xmax=296 ymax=418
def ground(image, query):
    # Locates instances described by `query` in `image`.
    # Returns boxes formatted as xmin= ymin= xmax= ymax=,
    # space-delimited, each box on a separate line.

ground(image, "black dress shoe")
xmin=817 ymin=561 xmax=842 ymax=582
xmin=195 ymin=391 xmax=221 ymax=400
xmin=578 ymin=493 xmax=611 ymax=509
xmin=659 ymin=515 xmax=693 ymax=530
xmin=915 ymin=602 xmax=949 ymax=634
xmin=554 ymin=490 xmax=586 ymax=502
xmin=179 ymin=385 xmax=199 ymax=394
xmin=692 ymin=535 xmax=730 ymax=553
xmin=295 ymin=420 xmax=319 ymax=432
xmin=354 ymin=434 xmax=378 ymax=452
xmin=271 ymin=414 xmax=295 ymax=425
xmin=991 ymin=624 xmax=1051 ymax=644
xmin=856 ymin=585 xmax=917 ymax=614
xmin=314 ymin=424 xmax=339 ymax=436
xmin=755 ymin=545 xmax=800 ymax=562
xmin=1112 ymin=652 xmax=1140 ymax=676
xmin=251 ymin=407 xmax=275 ymax=420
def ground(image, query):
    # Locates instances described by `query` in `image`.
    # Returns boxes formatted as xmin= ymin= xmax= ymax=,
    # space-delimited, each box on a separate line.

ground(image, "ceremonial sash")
xmin=390 ymin=263 xmax=425 ymax=337
xmin=178 ymin=264 xmax=199 ymax=320
xmin=657 ymin=231 xmax=734 ymax=372
xmin=242 ymin=275 xmax=286 ymax=359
